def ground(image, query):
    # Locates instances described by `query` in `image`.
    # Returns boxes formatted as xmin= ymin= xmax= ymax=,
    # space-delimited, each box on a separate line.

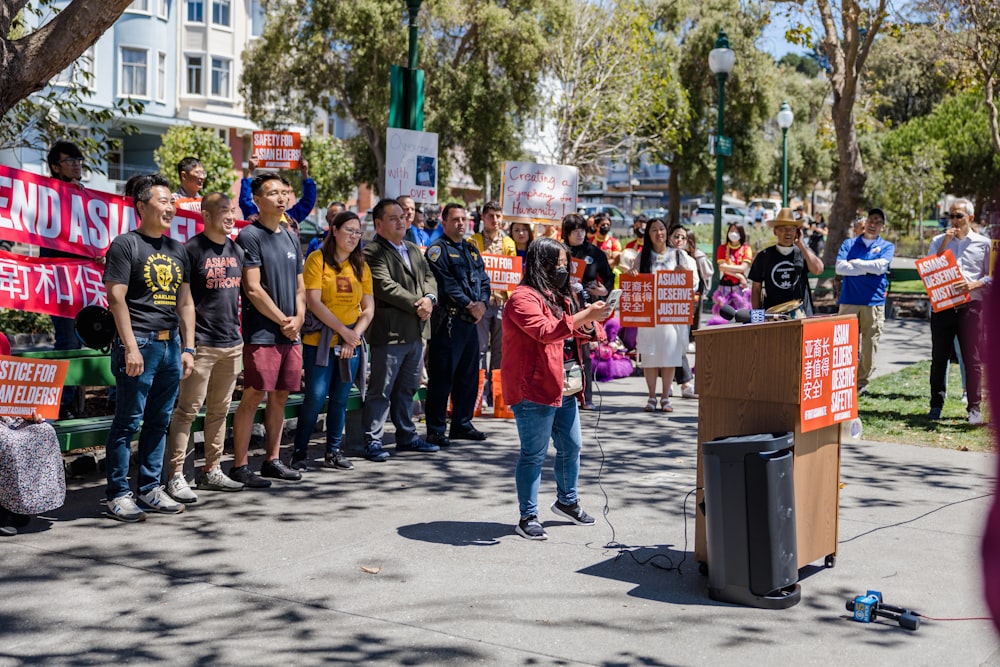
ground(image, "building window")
xmin=157 ymin=51 xmax=167 ymax=101
xmin=249 ymin=0 xmax=265 ymax=37
xmin=210 ymin=57 xmax=230 ymax=98
xmin=186 ymin=56 xmax=203 ymax=95
xmin=55 ymin=46 xmax=95 ymax=86
xmin=127 ymin=0 xmax=150 ymax=12
xmin=157 ymin=0 xmax=168 ymax=19
xmin=120 ymin=47 xmax=148 ymax=98
xmin=187 ymin=0 xmax=204 ymax=22
xmin=212 ymin=0 xmax=231 ymax=27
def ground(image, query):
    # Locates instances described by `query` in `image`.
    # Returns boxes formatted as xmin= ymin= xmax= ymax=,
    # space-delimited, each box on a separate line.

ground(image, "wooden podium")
xmin=692 ymin=315 xmax=852 ymax=570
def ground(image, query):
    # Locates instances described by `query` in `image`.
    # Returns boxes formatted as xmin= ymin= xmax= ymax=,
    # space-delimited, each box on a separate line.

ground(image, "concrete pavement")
xmin=0 ymin=316 xmax=997 ymax=666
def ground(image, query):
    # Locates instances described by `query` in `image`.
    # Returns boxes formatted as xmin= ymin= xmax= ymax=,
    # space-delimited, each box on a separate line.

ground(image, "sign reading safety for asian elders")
xmin=619 ymin=274 xmax=655 ymax=326
xmin=800 ymin=317 xmax=859 ymax=433
xmin=915 ymin=249 xmax=971 ymax=312
xmin=481 ymin=254 xmax=522 ymax=291
xmin=655 ymin=270 xmax=694 ymax=325
xmin=501 ymin=161 xmax=578 ymax=224
xmin=252 ymin=131 xmax=302 ymax=170
xmin=0 ymin=355 xmax=68 ymax=420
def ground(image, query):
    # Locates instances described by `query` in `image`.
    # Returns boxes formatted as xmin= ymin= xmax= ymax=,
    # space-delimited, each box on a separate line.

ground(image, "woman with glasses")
xmin=292 ymin=211 xmax=374 ymax=470
xmin=630 ymin=220 xmax=698 ymax=412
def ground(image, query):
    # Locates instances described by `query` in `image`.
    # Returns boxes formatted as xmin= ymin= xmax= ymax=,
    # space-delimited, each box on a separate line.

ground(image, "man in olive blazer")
xmin=360 ymin=198 xmax=439 ymax=461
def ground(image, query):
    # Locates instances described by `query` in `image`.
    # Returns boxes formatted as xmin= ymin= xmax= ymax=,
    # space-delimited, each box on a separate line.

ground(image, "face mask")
xmin=635 ymin=227 xmax=645 ymax=238
xmin=552 ymin=266 xmax=570 ymax=288
xmin=599 ymin=225 xmax=611 ymax=234
xmin=728 ymin=231 xmax=741 ymax=243
xmin=776 ymin=244 xmax=794 ymax=256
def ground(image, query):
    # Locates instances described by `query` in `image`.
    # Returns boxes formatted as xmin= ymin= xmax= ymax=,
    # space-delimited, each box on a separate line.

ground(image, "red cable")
xmin=916 ymin=614 xmax=993 ymax=622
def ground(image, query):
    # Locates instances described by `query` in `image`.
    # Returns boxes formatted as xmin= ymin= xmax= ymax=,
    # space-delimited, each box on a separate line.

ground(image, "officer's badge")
xmin=427 ymin=246 xmax=442 ymax=262
xmin=585 ymin=256 xmax=594 ymax=265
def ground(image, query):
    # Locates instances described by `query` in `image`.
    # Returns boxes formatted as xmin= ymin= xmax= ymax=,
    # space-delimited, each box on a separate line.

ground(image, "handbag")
xmin=563 ymin=360 xmax=584 ymax=397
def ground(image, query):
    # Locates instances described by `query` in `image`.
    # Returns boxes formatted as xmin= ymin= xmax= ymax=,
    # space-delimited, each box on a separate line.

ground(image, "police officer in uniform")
xmin=425 ymin=203 xmax=492 ymax=447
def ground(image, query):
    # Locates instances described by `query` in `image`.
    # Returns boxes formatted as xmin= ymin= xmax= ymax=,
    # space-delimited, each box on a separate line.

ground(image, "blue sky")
xmin=759 ymin=11 xmax=810 ymax=60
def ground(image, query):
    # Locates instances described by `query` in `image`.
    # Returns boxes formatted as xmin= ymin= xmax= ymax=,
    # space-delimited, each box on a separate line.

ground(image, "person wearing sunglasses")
xmin=926 ymin=199 xmax=992 ymax=424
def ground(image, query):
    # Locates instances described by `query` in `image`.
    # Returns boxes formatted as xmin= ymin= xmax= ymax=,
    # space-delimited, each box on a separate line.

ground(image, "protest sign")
xmin=384 ymin=128 xmax=439 ymax=204
xmin=915 ymin=249 xmax=971 ymax=312
xmin=0 ymin=355 xmax=68 ymax=420
xmin=500 ymin=161 xmax=578 ymax=223
xmin=570 ymin=257 xmax=586 ymax=282
xmin=482 ymin=254 xmax=522 ymax=292
xmin=174 ymin=197 xmax=202 ymax=213
xmin=619 ymin=275 xmax=655 ymax=327
xmin=800 ymin=317 xmax=859 ymax=433
xmin=654 ymin=270 xmax=694 ymax=325
xmin=252 ymin=131 xmax=302 ymax=169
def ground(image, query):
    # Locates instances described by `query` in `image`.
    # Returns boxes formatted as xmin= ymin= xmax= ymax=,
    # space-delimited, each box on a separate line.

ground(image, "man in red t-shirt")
xmin=592 ymin=212 xmax=622 ymax=269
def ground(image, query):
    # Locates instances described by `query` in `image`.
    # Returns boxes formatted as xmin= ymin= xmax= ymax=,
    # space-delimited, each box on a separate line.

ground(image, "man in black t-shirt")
xmin=163 ymin=193 xmax=246 ymax=502
xmin=102 ymin=174 xmax=196 ymax=523
xmin=230 ymin=173 xmax=306 ymax=488
xmin=748 ymin=207 xmax=824 ymax=315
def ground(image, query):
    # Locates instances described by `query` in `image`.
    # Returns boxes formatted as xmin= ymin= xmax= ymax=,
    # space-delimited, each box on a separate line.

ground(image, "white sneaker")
xmin=968 ymin=408 xmax=983 ymax=426
xmin=104 ymin=493 xmax=147 ymax=523
xmin=197 ymin=467 xmax=245 ymax=492
xmin=166 ymin=473 xmax=198 ymax=504
xmin=138 ymin=486 xmax=186 ymax=514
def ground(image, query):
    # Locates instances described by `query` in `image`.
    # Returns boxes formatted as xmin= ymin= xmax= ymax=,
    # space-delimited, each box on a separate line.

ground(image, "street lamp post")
xmin=708 ymin=30 xmax=735 ymax=292
xmin=777 ymin=101 xmax=794 ymax=208
xmin=406 ymin=0 xmax=422 ymax=70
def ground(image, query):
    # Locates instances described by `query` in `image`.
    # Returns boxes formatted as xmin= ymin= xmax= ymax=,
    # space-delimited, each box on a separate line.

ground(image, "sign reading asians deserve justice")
xmin=500 ymin=161 xmax=578 ymax=225
xmin=800 ymin=317 xmax=859 ymax=433
xmin=0 ymin=355 xmax=68 ymax=420
xmin=915 ymin=249 xmax=972 ymax=313
xmin=618 ymin=271 xmax=694 ymax=327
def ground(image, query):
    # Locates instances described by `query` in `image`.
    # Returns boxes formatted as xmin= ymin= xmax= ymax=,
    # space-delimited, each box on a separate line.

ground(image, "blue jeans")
xmin=294 ymin=344 xmax=359 ymax=455
xmin=512 ymin=396 xmax=582 ymax=518
xmin=105 ymin=335 xmax=181 ymax=500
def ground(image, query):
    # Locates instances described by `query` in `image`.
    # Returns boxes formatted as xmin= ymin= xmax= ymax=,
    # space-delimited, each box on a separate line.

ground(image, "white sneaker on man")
xmin=104 ymin=493 xmax=147 ymax=523
xmin=197 ymin=467 xmax=245 ymax=492
xmin=166 ymin=473 xmax=198 ymax=504
xmin=138 ymin=486 xmax=186 ymax=514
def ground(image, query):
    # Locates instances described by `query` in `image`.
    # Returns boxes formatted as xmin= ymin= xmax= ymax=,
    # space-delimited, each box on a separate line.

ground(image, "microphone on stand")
xmin=718 ymin=305 xmax=787 ymax=324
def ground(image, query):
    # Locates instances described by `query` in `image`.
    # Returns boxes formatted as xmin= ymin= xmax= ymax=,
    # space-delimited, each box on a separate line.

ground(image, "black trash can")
xmin=702 ymin=432 xmax=801 ymax=609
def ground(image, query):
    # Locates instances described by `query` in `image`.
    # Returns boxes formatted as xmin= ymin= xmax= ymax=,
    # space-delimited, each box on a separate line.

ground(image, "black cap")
xmin=867 ymin=207 xmax=887 ymax=224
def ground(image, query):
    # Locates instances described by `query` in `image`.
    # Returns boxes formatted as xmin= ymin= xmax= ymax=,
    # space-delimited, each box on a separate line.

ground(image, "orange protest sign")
xmin=800 ymin=318 xmax=858 ymax=433
xmin=0 ymin=355 xmax=68 ymax=420
xmin=482 ymin=254 xmax=522 ymax=291
xmin=619 ymin=275 xmax=655 ymax=327
xmin=570 ymin=257 xmax=586 ymax=281
xmin=252 ymin=131 xmax=302 ymax=169
xmin=654 ymin=270 xmax=694 ymax=325
xmin=174 ymin=197 xmax=201 ymax=213
xmin=915 ymin=249 xmax=971 ymax=312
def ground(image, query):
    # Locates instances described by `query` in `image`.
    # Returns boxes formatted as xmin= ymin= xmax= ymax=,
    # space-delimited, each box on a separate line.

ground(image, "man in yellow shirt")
xmin=470 ymin=201 xmax=516 ymax=405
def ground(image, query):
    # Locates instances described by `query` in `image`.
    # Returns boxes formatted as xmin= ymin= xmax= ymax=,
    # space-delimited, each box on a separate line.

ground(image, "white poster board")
xmin=384 ymin=128 xmax=439 ymax=204
xmin=500 ymin=161 xmax=579 ymax=224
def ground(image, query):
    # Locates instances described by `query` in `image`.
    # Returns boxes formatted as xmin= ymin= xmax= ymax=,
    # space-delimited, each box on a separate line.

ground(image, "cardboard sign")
xmin=570 ymin=257 xmax=586 ymax=281
xmin=500 ymin=161 xmax=578 ymax=223
xmin=252 ymin=131 xmax=302 ymax=169
xmin=654 ymin=270 xmax=694 ymax=325
xmin=619 ymin=274 xmax=655 ymax=327
xmin=482 ymin=254 xmax=522 ymax=291
xmin=0 ymin=355 xmax=68 ymax=420
xmin=800 ymin=317 xmax=859 ymax=433
xmin=384 ymin=128 xmax=439 ymax=204
xmin=915 ymin=249 xmax=971 ymax=312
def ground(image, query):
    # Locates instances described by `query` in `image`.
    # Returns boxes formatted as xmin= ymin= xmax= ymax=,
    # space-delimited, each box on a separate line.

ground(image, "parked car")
xmin=578 ymin=204 xmax=633 ymax=231
xmin=748 ymin=198 xmax=782 ymax=224
xmin=690 ymin=204 xmax=753 ymax=227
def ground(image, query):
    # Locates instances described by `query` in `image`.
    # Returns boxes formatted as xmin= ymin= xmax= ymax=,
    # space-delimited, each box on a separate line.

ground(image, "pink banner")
xmin=0 ymin=251 xmax=106 ymax=318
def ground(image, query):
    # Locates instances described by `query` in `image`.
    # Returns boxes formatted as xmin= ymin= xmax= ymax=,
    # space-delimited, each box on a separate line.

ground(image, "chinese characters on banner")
xmin=481 ymin=254 xmax=522 ymax=291
xmin=915 ymin=249 xmax=971 ymax=312
xmin=252 ymin=131 xmax=302 ymax=169
xmin=618 ymin=272 xmax=693 ymax=326
xmin=0 ymin=355 xmax=69 ymax=420
xmin=500 ymin=161 xmax=578 ymax=224
xmin=0 ymin=252 xmax=107 ymax=319
xmin=619 ymin=275 xmax=655 ymax=326
xmin=800 ymin=317 xmax=859 ymax=433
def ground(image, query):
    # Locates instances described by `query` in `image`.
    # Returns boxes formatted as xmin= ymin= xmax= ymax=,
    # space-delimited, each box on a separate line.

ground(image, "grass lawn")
xmin=860 ymin=360 xmax=994 ymax=452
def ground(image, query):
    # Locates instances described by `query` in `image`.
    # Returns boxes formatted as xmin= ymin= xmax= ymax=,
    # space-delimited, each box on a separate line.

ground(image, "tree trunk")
xmin=0 ymin=0 xmax=134 ymax=118
xmin=824 ymin=96 xmax=867 ymax=266
xmin=668 ymin=164 xmax=680 ymax=226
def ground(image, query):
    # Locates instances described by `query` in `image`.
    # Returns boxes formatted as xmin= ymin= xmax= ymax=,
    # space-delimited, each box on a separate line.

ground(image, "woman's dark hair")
xmin=638 ymin=218 xmax=668 ymax=273
xmin=727 ymin=222 xmax=747 ymax=246
xmin=522 ymin=236 xmax=574 ymax=318
xmin=561 ymin=213 xmax=588 ymax=244
xmin=509 ymin=222 xmax=534 ymax=248
xmin=321 ymin=211 xmax=365 ymax=281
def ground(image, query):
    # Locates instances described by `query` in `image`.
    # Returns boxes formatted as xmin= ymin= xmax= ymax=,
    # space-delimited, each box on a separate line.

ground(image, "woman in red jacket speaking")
xmin=501 ymin=237 xmax=611 ymax=541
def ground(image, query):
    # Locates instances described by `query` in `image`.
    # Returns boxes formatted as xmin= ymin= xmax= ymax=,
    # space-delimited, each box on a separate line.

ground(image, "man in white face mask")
xmin=747 ymin=207 xmax=824 ymax=314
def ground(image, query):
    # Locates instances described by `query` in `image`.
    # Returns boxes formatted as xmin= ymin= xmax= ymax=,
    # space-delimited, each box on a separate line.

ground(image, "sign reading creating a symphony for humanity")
xmin=500 ymin=161 xmax=578 ymax=225
xmin=384 ymin=127 xmax=439 ymax=204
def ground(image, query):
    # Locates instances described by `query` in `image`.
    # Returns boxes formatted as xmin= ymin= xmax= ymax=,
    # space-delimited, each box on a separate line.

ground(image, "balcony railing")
xmin=107 ymin=162 xmax=156 ymax=183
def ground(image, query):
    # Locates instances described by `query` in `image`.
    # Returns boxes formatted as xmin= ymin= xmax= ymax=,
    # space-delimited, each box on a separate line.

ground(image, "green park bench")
xmin=15 ymin=348 xmax=393 ymax=455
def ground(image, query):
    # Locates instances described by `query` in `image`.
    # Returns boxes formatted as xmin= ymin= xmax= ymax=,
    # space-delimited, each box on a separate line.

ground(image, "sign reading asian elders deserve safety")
xmin=0 ymin=355 xmax=68 ymax=420
xmin=619 ymin=274 xmax=655 ymax=326
xmin=800 ymin=317 xmax=859 ymax=433
xmin=501 ymin=161 xmax=578 ymax=224
xmin=252 ymin=131 xmax=302 ymax=170
xmin=384 ymin=128 xmax=439 ymax=204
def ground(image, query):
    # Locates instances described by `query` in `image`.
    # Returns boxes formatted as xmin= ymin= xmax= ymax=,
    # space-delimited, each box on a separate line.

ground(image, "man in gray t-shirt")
xmin=229 ymin=172 xmax=306 ymax=488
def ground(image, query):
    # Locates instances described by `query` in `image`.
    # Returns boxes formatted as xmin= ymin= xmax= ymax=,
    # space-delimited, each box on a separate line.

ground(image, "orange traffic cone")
xmin=473 ymin=368 xmax=486 ymax=417
xmin=491 ymin=369 xmax=514 ymax=419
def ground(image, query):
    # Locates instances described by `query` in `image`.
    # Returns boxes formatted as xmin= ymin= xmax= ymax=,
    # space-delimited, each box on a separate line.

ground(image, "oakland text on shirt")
xmin=143 ymin=252 xmax=183 ymax=306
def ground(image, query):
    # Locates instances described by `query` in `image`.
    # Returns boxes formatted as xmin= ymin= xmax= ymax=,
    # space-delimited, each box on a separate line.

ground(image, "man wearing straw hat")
xmin=747 ymin=207 xmax=824 ymax=316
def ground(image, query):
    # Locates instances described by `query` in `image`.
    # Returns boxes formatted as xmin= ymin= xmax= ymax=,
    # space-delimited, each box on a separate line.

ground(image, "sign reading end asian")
xmin=501 ymin=161 xmax=578 ymax=224
xmin=0 ymin=355 xmax=68 ymax=420
xmin=800 ymin=318 xmax=859 ymax=433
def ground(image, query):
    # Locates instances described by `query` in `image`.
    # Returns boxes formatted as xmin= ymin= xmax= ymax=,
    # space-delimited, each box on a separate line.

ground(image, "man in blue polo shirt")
xmin=835 ymin=207 xmax=895 ymax=396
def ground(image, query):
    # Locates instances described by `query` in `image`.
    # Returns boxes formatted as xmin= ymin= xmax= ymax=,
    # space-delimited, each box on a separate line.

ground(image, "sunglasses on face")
xmin=949 ymin=213 xmax=967 ymax=220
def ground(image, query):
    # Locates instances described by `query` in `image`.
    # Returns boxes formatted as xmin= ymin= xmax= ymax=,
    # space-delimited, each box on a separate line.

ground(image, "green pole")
xmin=711 ymin=33 xmax=731 ymax=294
xmin=406 ymin=0 xmax=421 ymax=71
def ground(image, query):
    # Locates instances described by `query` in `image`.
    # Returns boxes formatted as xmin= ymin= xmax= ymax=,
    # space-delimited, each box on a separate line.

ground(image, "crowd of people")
xmin=0 ymin=141 xmax=991 ymax=539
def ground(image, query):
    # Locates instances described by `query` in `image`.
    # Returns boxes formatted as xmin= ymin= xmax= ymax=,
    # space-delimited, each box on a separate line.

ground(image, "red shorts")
xmin=243 ymin=344 xmax=303 ymax=392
